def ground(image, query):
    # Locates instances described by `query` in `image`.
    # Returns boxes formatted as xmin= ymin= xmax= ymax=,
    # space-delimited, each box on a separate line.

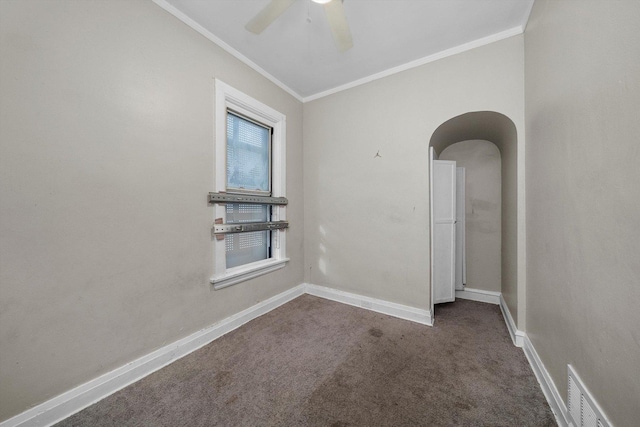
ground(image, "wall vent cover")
xmin=567 ymin=365 xmax=611 ymax=427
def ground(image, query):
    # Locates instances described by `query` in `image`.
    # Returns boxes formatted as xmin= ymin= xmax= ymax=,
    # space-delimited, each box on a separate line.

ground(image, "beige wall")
xmin=441 ymin=140 xmax=501 ymax=293
xmin=0 ymin=0 xmax=303 ymax=421
xmin=501 ymin=128 xmax=520 ymax=326
xmin=304 ymin=35 xmax=525 ymax=311
xmin=525 ymin=1 xmax=640 ymax=425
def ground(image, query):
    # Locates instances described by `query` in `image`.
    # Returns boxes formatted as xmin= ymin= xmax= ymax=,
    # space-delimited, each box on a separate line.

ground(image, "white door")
xmin=429 ymin=147 xmax=436 ymax=317
xmin=455 ymin=167 xmax=466 ymax=290
xmin=433 ymin=160 xmax=456 ymax=304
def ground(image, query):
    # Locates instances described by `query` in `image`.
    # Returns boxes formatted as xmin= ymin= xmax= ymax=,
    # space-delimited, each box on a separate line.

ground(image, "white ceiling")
xmin=155 ymin=0 xmax=534 ymax=101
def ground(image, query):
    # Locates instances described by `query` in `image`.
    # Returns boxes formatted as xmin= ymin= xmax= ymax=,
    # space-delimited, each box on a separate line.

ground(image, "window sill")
xmin=211 ymin=258 xmax=290 ymax=290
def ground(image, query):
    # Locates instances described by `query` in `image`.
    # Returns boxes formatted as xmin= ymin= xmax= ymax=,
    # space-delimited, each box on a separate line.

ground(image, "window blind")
xmin=226 ymin=112 xmax=270 ymax=193
xmin=225 ymin=111 xmax=272 ymax=268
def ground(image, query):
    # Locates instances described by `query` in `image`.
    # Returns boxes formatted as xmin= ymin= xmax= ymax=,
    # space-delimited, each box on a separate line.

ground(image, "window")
xmin=225 ymin=112 xmax=271 ymax=268
xmin=211 ymin=80 xmax=288 ymax=289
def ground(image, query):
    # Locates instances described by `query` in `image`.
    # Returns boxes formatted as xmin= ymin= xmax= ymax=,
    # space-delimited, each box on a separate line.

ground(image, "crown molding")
xmin=152 ymin=0 xmax=304 ymax=103
xmin=152 ymin=1 xmax=524 ymax=104
xmin=303 ymin=26 xmax=524 ymax=102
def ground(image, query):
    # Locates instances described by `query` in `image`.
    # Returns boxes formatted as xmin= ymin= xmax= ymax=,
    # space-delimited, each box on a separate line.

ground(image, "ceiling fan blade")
xmin=324 ymin=0 xmax=353 ymax=52
xmin=245 ymin=0 xmax=296 ymax=34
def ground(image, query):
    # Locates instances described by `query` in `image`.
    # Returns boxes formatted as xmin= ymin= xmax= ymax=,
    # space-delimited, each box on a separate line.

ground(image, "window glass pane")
xmin=226 ymin=112 xmax=270 ymax=192
xmin=225 ymin=203 xmax=270 ymax=268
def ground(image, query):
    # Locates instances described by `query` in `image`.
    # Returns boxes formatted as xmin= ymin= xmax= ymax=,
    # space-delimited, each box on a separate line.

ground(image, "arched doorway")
xmin=429 ymin=112 xmax=521 ymax=334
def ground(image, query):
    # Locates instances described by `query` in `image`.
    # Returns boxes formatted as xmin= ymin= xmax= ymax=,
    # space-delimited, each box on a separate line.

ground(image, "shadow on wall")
xmin=440 ymin=139 xmax=502 ymax=294
xmin=429 ymin=111 xmax=519 ymax=321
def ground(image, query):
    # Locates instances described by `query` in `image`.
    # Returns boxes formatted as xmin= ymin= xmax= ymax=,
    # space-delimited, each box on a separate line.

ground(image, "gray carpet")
xmin=56 ymin=295 xmax=556 ymax=426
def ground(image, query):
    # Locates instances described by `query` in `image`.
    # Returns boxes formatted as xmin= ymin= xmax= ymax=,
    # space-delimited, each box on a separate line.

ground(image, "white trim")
xmin=0 ymin=284 xmax=306 ymax=427
xmin=523 ymin=336 xmax=569 ymax=427
xmin=302 ymin=26 xmax=524 ymax=102
xmin=4 ymin=281 xmax=571 ymax=427
xmin=212 ymin=79 xmax=287 ymax=287
xmin=429 ymin=147 xmax=435 ymax=323
xmin=151 ymin=0 xmax=303 ymax=102
xmin=455 ymin=287 xmax=501 ymax=305
xmin=2 ymin=283 xmax=431 ymax=426
xmin=498 ymin=294 xmax=525 ymax=347
xmin=215 ymin=80 xmax=286 ymax=126
xmin=304 ymin=283 xmax=433 ymax=326
xmin=151 ymin=0 xmax=523 ymax=104
xmin=211 ymin=258 xmax=289 ymax=290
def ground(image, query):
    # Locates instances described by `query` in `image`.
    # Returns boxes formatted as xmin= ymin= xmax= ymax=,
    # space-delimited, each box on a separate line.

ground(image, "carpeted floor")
xmin=56 ymin=295 xmax=556 ymax=426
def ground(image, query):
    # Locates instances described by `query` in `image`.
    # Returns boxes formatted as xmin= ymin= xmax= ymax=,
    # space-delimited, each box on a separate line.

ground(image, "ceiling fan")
xmin=245 ymin=0 xmax=353 ymax=52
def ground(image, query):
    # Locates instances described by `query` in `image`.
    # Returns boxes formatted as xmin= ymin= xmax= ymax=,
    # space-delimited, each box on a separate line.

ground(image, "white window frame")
xmin=211 ymin=80 xmax=288 ymax=289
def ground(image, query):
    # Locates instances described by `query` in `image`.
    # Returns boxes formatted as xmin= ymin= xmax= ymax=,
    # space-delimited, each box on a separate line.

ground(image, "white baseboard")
xmin=497 ymin=295 xmax=567 ymax=426
xmin=3 ymin=283 xmax=431 ymax=427
xmin=455 ymin=287 xmax=501 ymax=305
xmin=498 ymin=294 xmax=525 ymax=347
xmin=0 ymin=284 xmax=306 ymax=427
xmin=304 ymin=283 xmax=433 ymax=326
xmin=523 ymin=336 xmax=569 ymax=427
xmin=7 ymin=281 xmax=568 ymax=427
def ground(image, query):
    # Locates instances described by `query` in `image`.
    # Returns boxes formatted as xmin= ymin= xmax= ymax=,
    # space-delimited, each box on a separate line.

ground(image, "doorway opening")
xmin=428 ymin=112 xmax=519 ymax=325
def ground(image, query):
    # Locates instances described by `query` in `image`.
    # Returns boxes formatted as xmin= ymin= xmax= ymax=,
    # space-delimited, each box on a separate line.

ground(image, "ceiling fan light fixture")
xmin=246 ymin=0 xmax=352 ymax=52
